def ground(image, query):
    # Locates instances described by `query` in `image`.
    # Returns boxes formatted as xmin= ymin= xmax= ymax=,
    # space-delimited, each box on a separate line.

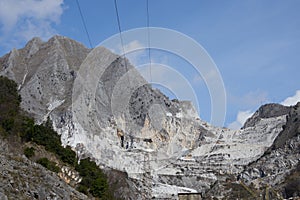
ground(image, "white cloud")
xmin=228 ymin=110 xmax=254 ymax=130
xmin=228 ymin=90 xmax=268 ymax=108
xmin=281 ymin=90 xmax=300 ymax=106
xmin=228 ymin=90 xmax=300 ymax=130
xmin=227 ymin=90 xmax=268 ymax=130
xmin=0 ymin=0 xmax=64 ymax=49
xmin=123 ymin=40 xmax=144 ymax=53
xmin=17 ymin=19 xmax=54 ymax=41
xmin=118 ymin=40 xmax=146 ymax=66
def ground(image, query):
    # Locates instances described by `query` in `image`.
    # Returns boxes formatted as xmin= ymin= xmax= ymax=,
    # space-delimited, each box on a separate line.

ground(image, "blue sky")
xmin=0 ymin=0 xmax=300 ymax=128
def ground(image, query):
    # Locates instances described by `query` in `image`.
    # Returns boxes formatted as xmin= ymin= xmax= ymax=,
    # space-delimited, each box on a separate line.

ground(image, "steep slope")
xmin=0 ymin=140 xmax=88 ymax=200
xmin=202 ymin=103 xmax=300 ymax=199
xmin=1 ymin=36 xmax=298 ymax=199
xmin=243 ymin=103 xmax=291 ymax=129
xmin=271 ymin=102 xmax=300 ymax=150
xmin=0 ymin=75 xmax=114 ymax=199
xmin=0 ymin=36 xmax=90 ymax=122
xmin=239 ymin=103 xmax=300 ymax=194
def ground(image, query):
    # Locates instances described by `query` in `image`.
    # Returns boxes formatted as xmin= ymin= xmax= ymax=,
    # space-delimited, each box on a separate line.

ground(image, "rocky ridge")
xmin=1 ymin=36 xmax=299 ymax=199
xmin=243 ymin=103 xmax=292 ymax=129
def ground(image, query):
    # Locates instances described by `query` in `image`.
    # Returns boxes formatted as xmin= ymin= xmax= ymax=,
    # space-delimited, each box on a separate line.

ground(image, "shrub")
xmin=24 ymin=147 xmax=35 ymax=158
xmin=76 ymin=158 xmax=111 ymax=199
xmin=21 ymin=119 xmax=77 ymax=165
xmin=59 ymin=146 xmax=77 ymax=165
xmin=77 ymin=185 xmax=88 ymax=195
xmin=37 ymin=157 xmax=60 ymax=173
xmin=0 ymin=76 xmax=24 ymax=137
xmin=0 ymin=76 xmax=21 ymax=133
xmin=0 ymin=76 xmax=112 ymax=199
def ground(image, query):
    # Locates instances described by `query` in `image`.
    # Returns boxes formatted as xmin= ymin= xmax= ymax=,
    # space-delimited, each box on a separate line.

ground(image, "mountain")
xmin=0 ymin=35 xmax=299 ymax=199
xmin=242 ymin=103 xmax=292 ymax=129
xmin=0 ymin=36 xmax=90 ymax=123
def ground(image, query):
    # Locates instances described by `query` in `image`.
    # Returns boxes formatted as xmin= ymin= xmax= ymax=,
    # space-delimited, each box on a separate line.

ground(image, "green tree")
xmin=0 ymin=76 xmax=21 ymax=135
xmin=0 ymin=76 xmax=113 ymax=199
xmin=37 ymin=157 xmax=60 ymax=173
xmin=76 ymin=158 xmax=111 ymax=198
xmin=24 ymin=147 xmax=35 ymax=158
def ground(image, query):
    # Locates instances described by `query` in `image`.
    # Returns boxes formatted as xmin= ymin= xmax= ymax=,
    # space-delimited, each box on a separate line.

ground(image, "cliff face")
xmin=236 ymin=103 xmax=300 ymax=199
xmin=242 ymin=103 xmax=292 ymax=129
xmin=0 ymin=36 xmax=90 ymax=122
xmin=1 ymin=36 xmax=299 ymax=199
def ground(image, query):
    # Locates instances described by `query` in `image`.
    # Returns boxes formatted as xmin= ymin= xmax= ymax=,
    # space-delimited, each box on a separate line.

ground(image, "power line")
xmin=113 ymin=0 xmax=131 ymax=82
xmin=145 ymin=2 xmax=153 ymax=196
xmin=76 ymin=0 xmax=93 ymax=48
xmin=114 ymin=0 xmax=132 ymax=135
xmin=146 ymin=0 xmax=152 ymax=83
xmin=114 ymin=0 xmax=127 ymax=60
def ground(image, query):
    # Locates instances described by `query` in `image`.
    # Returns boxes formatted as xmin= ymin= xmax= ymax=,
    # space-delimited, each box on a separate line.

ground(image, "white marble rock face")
xmin=0 ymin=36 xmax=295 ymax=199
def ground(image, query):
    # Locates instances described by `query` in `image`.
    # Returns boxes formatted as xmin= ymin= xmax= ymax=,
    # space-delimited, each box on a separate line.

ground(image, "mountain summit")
xmin=0 ymin=36 xmax=299 ymax=199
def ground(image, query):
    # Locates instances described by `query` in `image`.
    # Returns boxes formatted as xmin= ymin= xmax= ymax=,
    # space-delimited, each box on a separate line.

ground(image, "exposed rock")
xmin=243 ymin=103 xmax=291 ymax=129
xmin=0 ymin=35 xmax=90 ymax=123
xmin=1 ymin=35 xmax=299 ymax=199
xmin=271 ymin=102 xmax=300 ymax=150
xmin=0 ymin=141 xmax=88 ymax=200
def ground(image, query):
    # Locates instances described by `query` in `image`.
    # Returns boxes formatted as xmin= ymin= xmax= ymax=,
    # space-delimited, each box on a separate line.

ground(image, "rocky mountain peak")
xmin=243 ymin=103 xmax=292 ymax=129
xmin=1 ymin=36 xmax=299 ymax=199
xmin=25 ymin=39 xmax=43 ymax=58
xmin=271 ymin=102 xmax=300 ymax=150
xmin=25 ymin=36 xmax=43 ymax=49
xmin=0 ymin=35 xmax=90 ymax=122
xmin=0 ymin=35 xmax=89 ymax=86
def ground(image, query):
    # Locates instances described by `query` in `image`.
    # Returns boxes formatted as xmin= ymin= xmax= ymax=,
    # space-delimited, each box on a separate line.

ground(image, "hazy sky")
xmin=0 ymin=0 xmax=299 ymax=128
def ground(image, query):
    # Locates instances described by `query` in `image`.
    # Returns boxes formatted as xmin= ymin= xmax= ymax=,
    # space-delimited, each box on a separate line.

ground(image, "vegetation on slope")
xmin=37 ymin=157 xmax=60 ymax=173
xmin=0 ymin=76 xmax=112 ymax=199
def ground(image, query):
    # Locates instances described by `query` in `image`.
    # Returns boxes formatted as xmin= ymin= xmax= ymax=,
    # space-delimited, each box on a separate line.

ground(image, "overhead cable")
xmin=76 ymin=0 xmax=93 ymax=48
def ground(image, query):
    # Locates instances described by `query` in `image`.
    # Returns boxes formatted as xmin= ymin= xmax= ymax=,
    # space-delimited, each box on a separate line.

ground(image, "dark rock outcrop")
xmin=243 ymin=103 xmax=291 ymax=129
xmin=271 ymin=102 xmax=300 ymax=150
